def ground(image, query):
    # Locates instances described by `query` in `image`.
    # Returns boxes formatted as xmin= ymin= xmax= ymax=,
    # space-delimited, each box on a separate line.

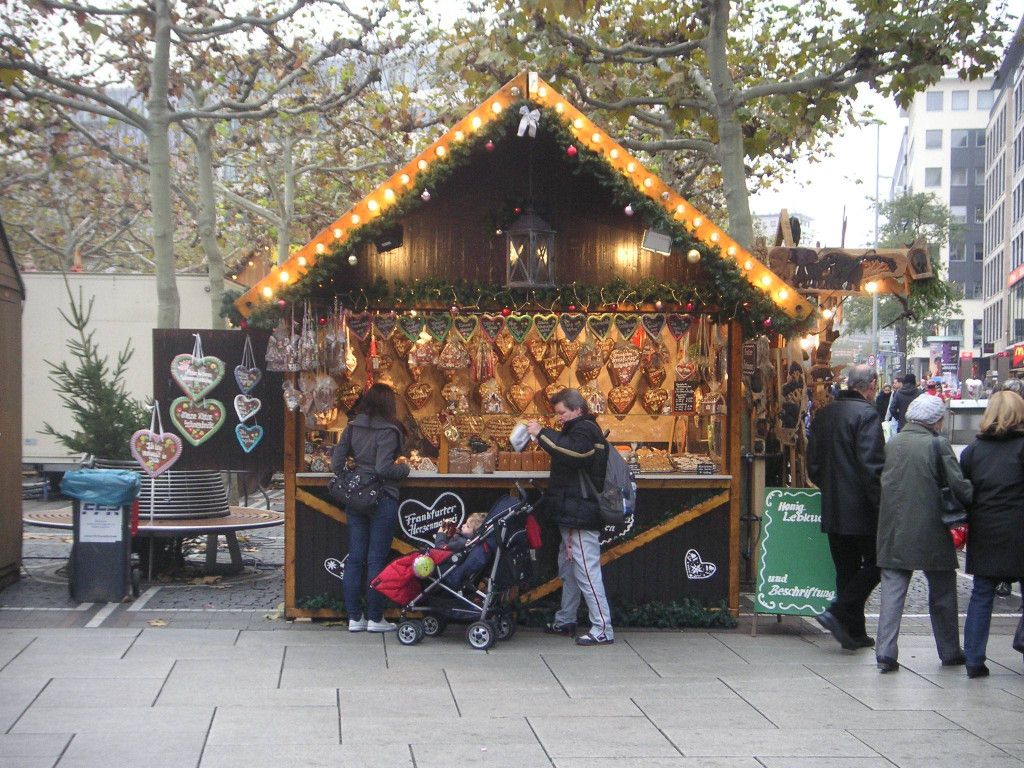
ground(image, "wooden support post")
xmin=727 ymin=320 xmax=743 ymax=617
xmin=284 ymin=374 xmax=302 ymax=616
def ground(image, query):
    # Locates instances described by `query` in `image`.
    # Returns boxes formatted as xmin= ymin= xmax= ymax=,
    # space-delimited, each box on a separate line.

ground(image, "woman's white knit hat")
xmin=905 ymin=393 xmax=945 ymax=425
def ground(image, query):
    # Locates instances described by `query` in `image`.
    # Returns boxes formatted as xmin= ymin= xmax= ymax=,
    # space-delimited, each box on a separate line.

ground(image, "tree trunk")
xmin=194 ymin=123 xmax=226 ymax=329
xmin=276 ymin=136 xmax=295 ymax=266
xmin=147 ymin=0 xmax=180 ymax=328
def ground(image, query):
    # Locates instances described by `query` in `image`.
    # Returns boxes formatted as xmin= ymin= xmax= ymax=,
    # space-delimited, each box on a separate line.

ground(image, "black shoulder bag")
xmin=932 ymin=436 xmax=967 ymax=528
xmin=328 ymin=426 xmax=385 ymax=514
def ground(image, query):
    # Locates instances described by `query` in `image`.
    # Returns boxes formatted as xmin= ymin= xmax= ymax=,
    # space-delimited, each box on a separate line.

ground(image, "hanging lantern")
xmin=505 ymin=209 xmax=556 ymax=288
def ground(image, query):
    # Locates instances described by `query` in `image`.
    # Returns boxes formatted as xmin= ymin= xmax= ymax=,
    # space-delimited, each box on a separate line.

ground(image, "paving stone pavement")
xmin=4 ymin=497 xmax=1024 ymax=766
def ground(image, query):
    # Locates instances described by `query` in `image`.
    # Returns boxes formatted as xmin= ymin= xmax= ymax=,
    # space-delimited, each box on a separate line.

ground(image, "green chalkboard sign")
xmin=755 ymin=488 xmax=836 ymax=616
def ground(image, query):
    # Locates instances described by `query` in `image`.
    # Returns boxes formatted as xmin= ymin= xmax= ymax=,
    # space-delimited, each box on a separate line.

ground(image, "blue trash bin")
xmin=62 ymin=470 xmax=141 ymax=602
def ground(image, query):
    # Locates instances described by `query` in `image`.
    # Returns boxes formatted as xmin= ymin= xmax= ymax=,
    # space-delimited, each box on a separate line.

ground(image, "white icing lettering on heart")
xmin=684 ymin=548 xmax=717 ymax=580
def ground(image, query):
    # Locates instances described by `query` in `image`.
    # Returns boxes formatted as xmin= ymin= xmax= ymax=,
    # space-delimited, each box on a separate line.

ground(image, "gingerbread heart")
xmin=542 ymin=383 xmax=566 ymax=409
xmin=479 ymin=314 xmax=505 ymax=341
xmin=608 ymin=386 xmax=636 ymax=415
xmin=641 ymin=313 xmax=666 ymax=339
xmin=171 ymin=353 xmax=225 ymax=401
xmin=533 ymin=313 xmax=558 ymax=341
xmin=608 ymin=345 xmax=642 ymax=387
xmin=577 ymin=366 xmax=601 ymax=384
xmin=675 ymin=361 xmax=697 ymax=381
xmin=510 ymin=350 xmax=532 ymax=382
xmin=170 ymin=397 xmax=226 ymax=447
xmin=130 ymin=429 xmax=182 ymax=478
xmin=336 ymin=382 xmax=362 ymax=411
xmin=643 ymin=366 xmax=667 ymax=387
xmin=494 ymin=331 xmax=515 ymax=363
xmin=455 ymin=414 xmax=484 ymax=437
xmin=597 ymin=338 xmax=616 ymax=363
xmin=347 ymin=311 xmax=372 ymax=341
xmin=453 ymin=315 xmax=479 ymax=342
xmin=391 ymin=334 xmax=413 ymax=358
xmin=641 ymin=387 xmax=669 ymax=414
xmin=425 ymin=312 xmax=453 ymax=342
xmin=398 ymin=313 xmax=425 ymax=341
xmin=236 ymin=424 xmax=263 ymax=453
xmin=506 ymin=314 xmax=533 ymax=343
xmin=666 ymin=313 xmax=693 ymax=341
xmin=418 ymin=415 xmax=443 ymax=447
xmin=405 ymin=382 xmax=433 ymax=410
xmin=527 ymin=338 xmax=548 ymax=363
xmin=233 ymin=365 xmax=261 ymax=394
xmin=486 ymin=414 xmax=517 ymax=446
xmin=541 ymin=355 xmax=566 ymax=381
xmin=507 ymin=383 xmax=535 ymax=413
xmin=614 ymin=314 xmax=640 ymax=341
xmin=234 ymin=394 xmax=261 ymax=422
xmin=587 ymin=313 xmax=613 ymax=339
xmin=559 ymin=313 xmax=586 ymax=342
xmin=373 ymin=313 xmax=398 ymax=339
xmin=558 ymin=339 xmax=581 ymax=364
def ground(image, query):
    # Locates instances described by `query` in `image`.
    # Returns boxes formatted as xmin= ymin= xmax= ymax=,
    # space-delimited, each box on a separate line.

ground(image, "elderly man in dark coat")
xmin=808 ymin=364 xmax=885 ymax=650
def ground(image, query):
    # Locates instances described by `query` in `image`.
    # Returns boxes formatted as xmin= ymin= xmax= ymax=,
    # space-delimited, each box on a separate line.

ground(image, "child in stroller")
xmin=434 ymin=513 xmax=486 ymax=552
xmin=371 ymin=489 xmax=541 ymax=650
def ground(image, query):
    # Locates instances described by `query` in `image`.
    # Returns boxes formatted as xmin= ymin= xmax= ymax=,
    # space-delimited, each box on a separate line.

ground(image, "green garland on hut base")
xmin=231 ymin=101 xmax=813 ymax=339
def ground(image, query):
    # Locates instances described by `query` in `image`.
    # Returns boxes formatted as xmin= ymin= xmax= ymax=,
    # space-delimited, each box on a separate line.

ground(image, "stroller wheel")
xmin=422 ymin=614 xmax=446 ymax=637
xmin=396 ymin=620 xmax=424 ymax=646
xmin=495 ymin=614 xmax=517 ymax=641
xmin=466 ymin=620 xmax=496 ymax=650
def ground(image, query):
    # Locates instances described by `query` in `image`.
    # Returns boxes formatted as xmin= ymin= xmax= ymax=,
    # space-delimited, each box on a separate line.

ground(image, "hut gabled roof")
xmin=234 ymin=71 xmax=812 ymax=321
xmin=0 ymin=212 xmax=26 ymax=299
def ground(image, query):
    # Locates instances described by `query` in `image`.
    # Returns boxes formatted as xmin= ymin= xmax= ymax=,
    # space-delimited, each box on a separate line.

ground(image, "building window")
xmin=925 ymin=167 xmax=942 ymax=187
xmin=974 ymin=207 xmax=984 ymax=224
xmin=950 ymin=242 xmax=966 ymax=261
xmin=926 ymin=91 xmax=944 ymax=111
xmin=947 ymin=319 xmax=964 ymax=338
xmin=975 ymin=241 xmax=985 ymax=260
xmin=951 ymin=129 xmax=969 ymax=148
xmin=978 ymin=90 xmax=995 ymax=110
xmin=951 ymin=168 xmax=968 ymax=186
xmin=976 ymin=129 xmax=987 ymax=147
xmin=925 ymin=130 xmax=942 ymax=149
xmin=973 ymin=318 xmax=983 ymax=345
xmin=1016 ymin=319 xmax=1024 ymax=342
xmin=951 ymin=91 xmax=970 ymax=110
xmin=974 ymin=167 xmax=985 ymax=186
xmin=950 ymin=205 xmax=967 ymax=223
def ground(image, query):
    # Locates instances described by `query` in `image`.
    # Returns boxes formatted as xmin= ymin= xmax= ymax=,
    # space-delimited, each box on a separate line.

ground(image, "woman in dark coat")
xmin=526 ymin=388 xmax=613 ymax=646
xmin=875 ymin=394 xmax=972 ymax=672
xmin=959 ymin=392 xmax=1024 ymax=678
xmin=330 ymin=384 xmax=410 ymax=633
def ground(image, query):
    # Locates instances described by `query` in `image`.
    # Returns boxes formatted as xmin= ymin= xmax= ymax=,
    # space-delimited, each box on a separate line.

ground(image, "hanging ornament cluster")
xmin=233 ymin=336 xmax=264 ymax=453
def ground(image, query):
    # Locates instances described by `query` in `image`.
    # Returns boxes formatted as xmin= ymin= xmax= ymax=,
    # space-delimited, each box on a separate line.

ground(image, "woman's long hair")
xmin=356 ymin=383 xmax=407 ymax=436
xmin=978 ymin=391 xmax=1024 ymax=439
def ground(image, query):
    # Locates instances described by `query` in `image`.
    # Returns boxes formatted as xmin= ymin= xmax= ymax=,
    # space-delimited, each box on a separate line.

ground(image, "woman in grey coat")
xmin=875 ymin=394 xmax=973 ymax=672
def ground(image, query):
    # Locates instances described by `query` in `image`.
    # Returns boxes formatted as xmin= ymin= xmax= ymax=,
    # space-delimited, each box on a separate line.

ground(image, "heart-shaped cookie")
xmin=641 ymin=387 xmax=669 ymax=414
xmin=453 ymin=315 xmax=479 ymax=342
xmin=666 ymin=313 xmax=693 ymax=341
xmin=479 ymin=314 xmax=505 ymax=341
xmin=675 ymin=361 xmax=697 ymax=381
xmin=558 ymin=339 xmax=581 ymax=364
xmin=597 ymin=338 xmax=616 ymax=363
xmin=130 ymin=429 xmax=182 ymax=478
xmin=641 ymin=313 xmax=666 ymax=339
xmin=608 ymin=386 xmax=636 ymax=415
xmin=236 ymin=424 xmax=263 ymax=453
xmin=418 ymin=415 xmax=443 ymax=447
xmin=170 ymin=396 xmax=226 ymax=447
xmin=577 ymin=366 xmax=602 ymax=384
xmin=233 ymin=365 xmax=261 ymax=394
xmin=608 ymin=345 xmax=641 ymax=387
xmin=507 ymin=383 xmax=535 ymax=413
xmin=493 ymin=331 xmax=515 ymax=363
xmin=509 ymin=350 xmax=532 ymax=382
xmin=526 ymin=338 xmax=548 ymax=363
xmin=171 ymin=354 xmax=225 ymax=401
xmin=486 ymin=414 xmax=517 ymax=446
xmin=614 ymin=314 xmax=640 ymax=341
xmin=347 ymin=311 xmax=372 ymax=341
xmin=405 ymin=382 xmax=433 ymax=410
xmin=643 ymin=366 xmax=667 ymax=387
xmin=373 ymin=313 xmax=398 ymax=339
xmin=533 ymin=313 xmax=558 ymax=341
xmin=542 ymin=383 xmax=566 ymax=408
xmin=455 ymin=414 xmax=484 ymax=437
xmin=391 ymin=333 xmax=413 ymax=358
xmin=541 ymin=355 xmax=566 ymax=381
xmin=506 ymin=314 xmax=533 ymax=343
xmin=559 ymin=313 xmax=586 ymax=342
xmin=336 ymin=382 xmax=362 ymax=412
xmin=425 ymin=312 xmax=453 ymax=342
xmin=587 ymin=313 xmax=613 ymax=339
xmin=234 ymin=394 xmax=261 ymax=422
xmin=398 ymin=313 xmax=425 ymax=341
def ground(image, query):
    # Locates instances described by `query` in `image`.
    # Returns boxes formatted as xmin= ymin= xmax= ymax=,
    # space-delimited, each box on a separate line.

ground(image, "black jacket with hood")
xmin=889 ymin=385 xmax=922 ymax=431
xmin=537 ymin=414 xmax=607 ymax=530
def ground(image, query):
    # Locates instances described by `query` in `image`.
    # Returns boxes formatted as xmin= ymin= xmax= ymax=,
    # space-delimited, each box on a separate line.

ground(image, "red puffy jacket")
xmin=370 ymin=549 xmax=452 ymax=605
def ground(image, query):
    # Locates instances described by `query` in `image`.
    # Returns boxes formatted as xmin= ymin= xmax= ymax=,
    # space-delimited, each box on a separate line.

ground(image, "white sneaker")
xmin=348 ymin=618 xmax=367 ymax=632
xmin=367 ymin=619 xmax=396 ymax=633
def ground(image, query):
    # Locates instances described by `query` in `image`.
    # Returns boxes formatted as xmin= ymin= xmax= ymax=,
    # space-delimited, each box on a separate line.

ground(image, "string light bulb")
xmin=627 ymin=162 xmax=636 ymax=173
xmin=573 ymin=118 xmax=583 ymax=129
xmin=351 ymin=214 xmax=360 ymax=225
xmin=709 ymin=232 xmax=720 ymax=243
xmin=471 ymin=116 xmax=482 ymax=130
xmin=333 ymin=228 xmax=342 ymax=239
xmin=454 ymin=131 xmax=464 ymax=141
xmin=299 ymin=255 xmax=309 ymax=265
xmin=348 ymin=254 xmax=357 ymax=266
xmin=435 ymin=146 xmax=446 ymax=157
xmin=760 ymin=275 xmax=771 ymax=287
xmin=279 ymin=271 xmax=289 ymax=282
xmin=367 ymin=200 xmax=378 ymax=212
xmin=610 ymin=149 xmax=619 ymax=159
xmin=643 ymin=178 xmax=653 ymax=188
xmin=743 ymin=260 xmax=754 ymax=271
xmin=822 ymin=308 xmax=834 ymax=319
xmin=400 ymin=174 xmax=410 ymax=184
xmin=692 ymin=216 xmax=704 ymax=228
xmin=491 ymin=102 xmax=502 ymax=113
xmin=262 ymin=286 xmax=272 ymax=298
xmin=591 ymin=132 xmax=601 ymax=143
xmin=384 ymin=189 xmax=395 ymax=201
xmin=555 ymin=102 xmax=564 ymax=114
xmin=417 ymin=159 xmax=428 ymax=171
xmin=727 ymin=246 xmax=737 ymax=257
xmin=865 ymin=281 xmax=878 ymax=293
xmin=676 ymin=204 xmax=685 ymax=215
xmin=777 ymin=289 xmax=789 ymax=301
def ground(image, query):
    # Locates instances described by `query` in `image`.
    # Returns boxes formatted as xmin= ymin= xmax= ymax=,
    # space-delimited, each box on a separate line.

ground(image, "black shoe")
xmin=815 ymin=610 xmax=859 ymax=651
xmin=996 ymin=581 xmax=1012 ymax=597
xmin=966 ymin=664 xmax=990 ymax=678
xmin=852 ymin=634 xmax=875 ymax=649
xmin=543 ymin=621 xmax=576 ymax=637
xmin=942 ymin=654 xmax=967 ymax=667
xmin=877 ymin=656 xmax=900 ymax=673
xmin=575 ymin=632 xmax=613 ymax=646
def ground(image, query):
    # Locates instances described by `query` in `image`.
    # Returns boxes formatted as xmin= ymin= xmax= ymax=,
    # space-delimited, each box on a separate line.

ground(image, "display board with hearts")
xmin=170 ymin=397 xmax=226 ymax=447
xmin=398 ymin=492 xmax=466 ymax=546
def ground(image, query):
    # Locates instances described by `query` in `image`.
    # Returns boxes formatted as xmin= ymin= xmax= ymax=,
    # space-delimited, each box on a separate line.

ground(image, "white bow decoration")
xmin=517 ymin=106 xmax=540 ymax=138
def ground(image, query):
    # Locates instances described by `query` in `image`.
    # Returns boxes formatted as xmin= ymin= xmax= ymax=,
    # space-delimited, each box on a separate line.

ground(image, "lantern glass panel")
xmin=504 ymin=211 xmax=556 ymax=288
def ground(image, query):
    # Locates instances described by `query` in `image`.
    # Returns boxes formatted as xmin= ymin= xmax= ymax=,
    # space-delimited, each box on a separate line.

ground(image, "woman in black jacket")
xmin=527 ymin=388 xmax=614 ymax=645
xmin=960 ymin=392 xmax=1024 ymax=677
xmin=331 ymin=384 xmax=410 ymax=633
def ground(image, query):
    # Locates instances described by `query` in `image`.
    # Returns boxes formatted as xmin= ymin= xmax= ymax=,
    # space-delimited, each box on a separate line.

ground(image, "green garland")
xmin=235 ymin=102 xmax=813 ymax=338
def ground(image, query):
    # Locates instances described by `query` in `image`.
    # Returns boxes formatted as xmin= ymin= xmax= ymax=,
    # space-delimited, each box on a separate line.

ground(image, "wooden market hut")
xmin=235 ymin=72 xmax=813 ymax=621
xmin=0 ymin=214 xmax=26 ymax=588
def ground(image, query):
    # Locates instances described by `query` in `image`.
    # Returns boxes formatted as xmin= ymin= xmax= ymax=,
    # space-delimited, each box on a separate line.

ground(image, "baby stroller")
xmin=371 ymin=485 xmax=541 ymax=650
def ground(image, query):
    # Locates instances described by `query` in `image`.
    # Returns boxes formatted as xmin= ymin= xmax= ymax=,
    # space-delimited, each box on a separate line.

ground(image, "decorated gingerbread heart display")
xmin=405 ymin=382 xmax=433 ymax=410
xmin=391 ymin=333 xmax=413 ymax=359
xmin=666 ymin=313 xmax=693 ymax=341
xmin=541 ymin=354 xmax=566 ymax=381
xmin=485 ymin=414 xmax=517 ymax=447
xmin=587 ymin=313 xmax=613 ymax=339
xmin=234 ymin=394 xmax=261 ymax=422
xmin=641 ymin=313 xmax=666 ymax=339
xmin=130 ymin=429 xmax=182 ymax=478
xmin=336 ymin=382 xmax=362 ymax=412
xmin=507 ymin=383 xmax=535 ymax=413
xmin=236 ymin=424 xmax=263 ymax=453
xmin=613 ymin=313 xmax=640 ymax=341
xmin=453 ymin=315 xmax=479 ymax=342
xmin=454 ymin=414 xmax=484 ymax=438
xmin=233 ymin=365 xmax=261 ymax=394
xmin=347 ymin=311 xmax=372 ymax=342
xmin=425 ymin=312 xmax=453 ymax=342
xmin=541 ymin=383 xmax=566 ymax=410
xmin=509 ymin=349 xmax=532 ymax=382
xmin=559 ymin=313 xmax=586 ymax=342
xmin=171 ymin=353 xmax=225 ymax=401
xmin=493 ymin=330 xmax=515 ymax=363
xmin=418 ymin=414 xmax=443 ymax=447
xmin=505 ymin=314 xmax=532 ymax=344
xmin=558 ymin=339 xmax=581 ymax=364
xmin=479 ymin=314 xmax=505 ymax=341
xmin=641 ymin=387 xmax=669 ymax=414
xmin=170 ymin=397 xmax=226 ymax=447
xmin=675 ymin=360 xmax=698 ymax=381
xmin=596 ymin=338 xmax=616 ymax=364
xmin=608 ymin=345 xmax=642 ymax=387
xmin=644 ymin=366 xmax=667 ymax=387
xmin=526 ymin=338 xmax=547 ymax=363
xmin=373 ymin=312 xmax=398 ymax=340
xmin=608 ymin=386 xmax=637 ymax=414
xmin=533 ymin=313 xmax=558 ymax=341
xmin=398 ymin=313 xmax=425 ymax=342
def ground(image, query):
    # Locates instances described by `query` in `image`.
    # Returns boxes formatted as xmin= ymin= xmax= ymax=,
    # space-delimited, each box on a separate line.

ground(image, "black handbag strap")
xmin=578 ymin=469 xmax=599 ymax=499
xmin=932 ymin=436 xmax=950 ymax=489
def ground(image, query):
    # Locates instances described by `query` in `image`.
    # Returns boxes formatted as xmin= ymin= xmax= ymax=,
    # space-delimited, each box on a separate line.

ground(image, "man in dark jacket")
xmin=808 ymin=364 xmax=886 ymax=650
xmin=886 ymin=373 xmax=922 ymax=433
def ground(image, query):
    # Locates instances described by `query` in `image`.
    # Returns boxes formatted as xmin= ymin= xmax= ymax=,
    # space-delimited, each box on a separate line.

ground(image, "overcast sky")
xmin=749 ymin=91 xmax=906 ymax=250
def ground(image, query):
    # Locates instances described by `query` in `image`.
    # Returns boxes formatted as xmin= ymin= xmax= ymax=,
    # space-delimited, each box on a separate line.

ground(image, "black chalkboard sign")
xmin=673 ymin=381 xmax=696 ymax=414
